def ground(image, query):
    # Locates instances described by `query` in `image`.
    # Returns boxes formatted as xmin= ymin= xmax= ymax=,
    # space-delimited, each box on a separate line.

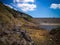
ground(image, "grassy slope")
xmin=0 ymin=2 xmax=49 ymax=45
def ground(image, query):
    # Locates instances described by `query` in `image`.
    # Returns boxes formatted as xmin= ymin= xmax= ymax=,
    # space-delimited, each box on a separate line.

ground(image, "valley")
xmin=0 ymin=2 xmax=60 ymax=45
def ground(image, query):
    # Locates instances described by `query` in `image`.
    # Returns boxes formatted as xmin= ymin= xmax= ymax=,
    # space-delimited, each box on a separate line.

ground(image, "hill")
xmin=33 ymin=18 xmax=60 ymax=24
xmin=34 ymin=18 xmax=60 ymax=23
xmin=0 ymin=2 xmax=49 ymax=45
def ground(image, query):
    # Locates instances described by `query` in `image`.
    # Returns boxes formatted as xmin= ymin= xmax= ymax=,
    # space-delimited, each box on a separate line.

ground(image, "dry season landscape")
xmin=0 ymin=2 xmax=60 ymax=45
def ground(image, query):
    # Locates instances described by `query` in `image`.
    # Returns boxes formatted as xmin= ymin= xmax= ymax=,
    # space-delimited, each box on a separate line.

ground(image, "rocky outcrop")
xmin=0 ymin=26 xmax=35 ymax=45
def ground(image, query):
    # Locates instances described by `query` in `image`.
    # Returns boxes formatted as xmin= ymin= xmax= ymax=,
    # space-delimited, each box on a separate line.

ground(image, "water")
xmin=39 ymin=25 xmax=60 ymax=30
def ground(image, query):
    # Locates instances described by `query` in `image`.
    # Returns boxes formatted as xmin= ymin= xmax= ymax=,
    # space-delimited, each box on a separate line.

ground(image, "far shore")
xmin=40 ymin=23 xmax=60 ymax=25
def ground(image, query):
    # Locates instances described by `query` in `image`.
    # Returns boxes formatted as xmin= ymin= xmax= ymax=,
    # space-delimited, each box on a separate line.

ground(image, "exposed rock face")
xmin=0 ymin=26 xmax=34 ymax=45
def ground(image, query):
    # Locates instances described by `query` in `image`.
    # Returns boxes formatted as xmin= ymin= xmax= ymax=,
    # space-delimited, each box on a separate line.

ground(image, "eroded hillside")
xmin=0 ymin=2 xmax=49 ymax=45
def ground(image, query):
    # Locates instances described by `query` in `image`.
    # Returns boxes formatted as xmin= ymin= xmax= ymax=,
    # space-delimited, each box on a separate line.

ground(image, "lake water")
xmin=39 ymin=25 xmax=60 ymax=30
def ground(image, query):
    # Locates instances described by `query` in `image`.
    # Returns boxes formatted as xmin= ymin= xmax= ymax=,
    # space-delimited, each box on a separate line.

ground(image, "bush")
xmin=49 ymin=27 xmax=60 ymax=45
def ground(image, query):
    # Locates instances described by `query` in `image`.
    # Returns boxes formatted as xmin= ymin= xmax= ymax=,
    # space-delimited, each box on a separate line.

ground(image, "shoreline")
xmin=39 ymin=23 xmax=60 ymax=25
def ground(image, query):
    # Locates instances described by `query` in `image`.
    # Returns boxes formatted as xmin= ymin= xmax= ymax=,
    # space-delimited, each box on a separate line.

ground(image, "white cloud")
xmin=58 ymin=4 xmax=60 ymax=8
xmin=23 ymin=0 xmax=34 ymax=3
xmin=4 ymin=4 xmax=13 ymax=8
xmin=13 ymin=0 xmax=36 ymax=12
xmin=17 ymin=3 xmax=36 ymax=11
xmin=13 ymin=0 xmax=20 ymax=3
xmin=13 ymin=0 xmax=34 ymax=3
xmin=50 ymin=3 xmax=60 ymax=9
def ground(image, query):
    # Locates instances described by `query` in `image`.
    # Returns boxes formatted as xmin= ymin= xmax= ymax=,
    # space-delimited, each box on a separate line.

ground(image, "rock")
xmin=0 ymin=26 xmax=35 ymax=45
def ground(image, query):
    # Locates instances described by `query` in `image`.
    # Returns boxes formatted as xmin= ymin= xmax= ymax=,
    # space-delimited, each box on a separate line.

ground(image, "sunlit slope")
xmin=0 ymin=2 xmax=49 ymax=45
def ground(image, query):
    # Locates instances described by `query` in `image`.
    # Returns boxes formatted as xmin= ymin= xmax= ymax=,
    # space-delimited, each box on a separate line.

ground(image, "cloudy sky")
xmin=0 ymin=0 xmax=60 ymax=18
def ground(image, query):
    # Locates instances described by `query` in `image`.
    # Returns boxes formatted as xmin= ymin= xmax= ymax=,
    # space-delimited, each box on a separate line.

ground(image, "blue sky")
xmin=0 ymin=0 xmax=60 ymax=18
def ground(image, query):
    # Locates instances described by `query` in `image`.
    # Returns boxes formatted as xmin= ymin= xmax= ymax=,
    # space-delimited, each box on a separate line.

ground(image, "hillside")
xmin=0 ymin=2 xmax=49 ymax=45
xmin=33 ymin=18 xmax=60 ymax=25
xmin=33 ymin=18 xmax=60 ymax=23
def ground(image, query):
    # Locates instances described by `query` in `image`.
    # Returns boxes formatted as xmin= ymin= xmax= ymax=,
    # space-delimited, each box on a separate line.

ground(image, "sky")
xmin=0 ymin=0 xmax=60 ymax=18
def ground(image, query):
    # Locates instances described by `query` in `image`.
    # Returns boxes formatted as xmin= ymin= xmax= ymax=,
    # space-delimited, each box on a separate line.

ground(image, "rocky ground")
xmin=0 ymin=26 xmax=35 ymax=45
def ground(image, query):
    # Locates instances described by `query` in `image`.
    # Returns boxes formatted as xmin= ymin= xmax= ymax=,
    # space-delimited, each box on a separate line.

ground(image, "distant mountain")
xmin=33 ymin=18 xmax=60 ymax=25
xmin=33 ymin=18 xmax=60 ymax=23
